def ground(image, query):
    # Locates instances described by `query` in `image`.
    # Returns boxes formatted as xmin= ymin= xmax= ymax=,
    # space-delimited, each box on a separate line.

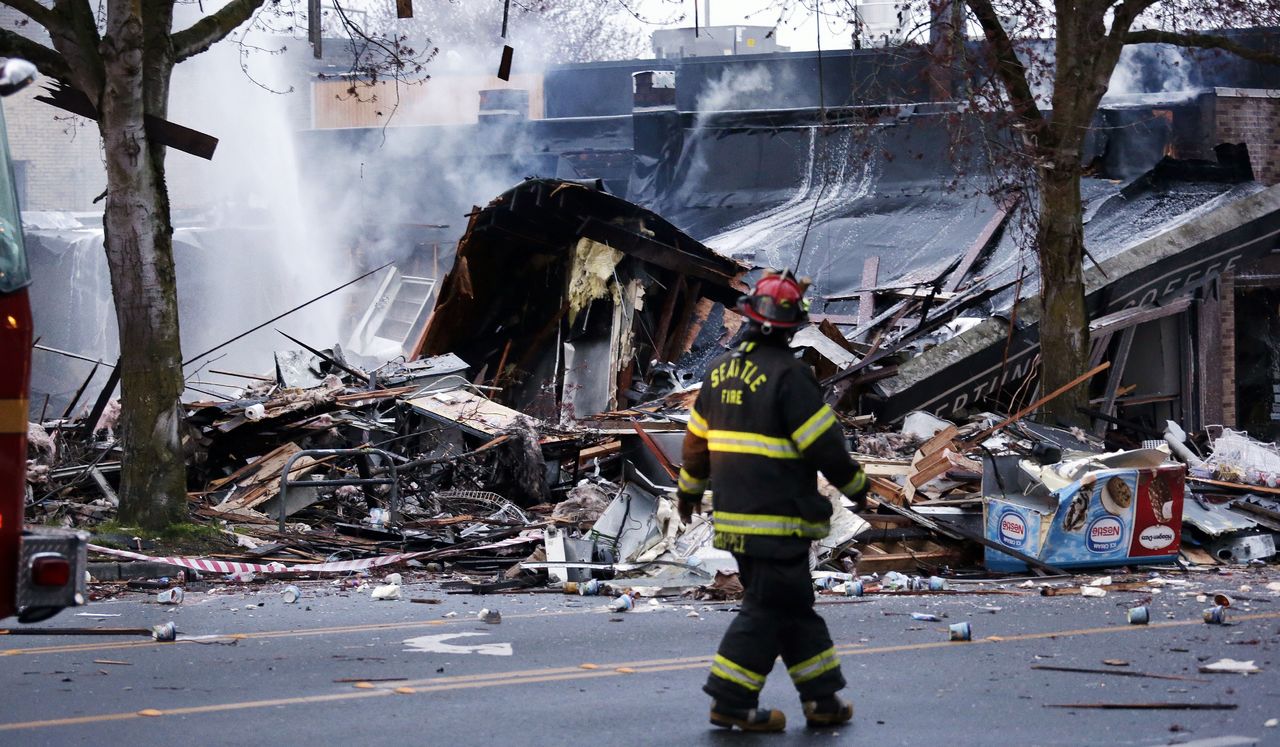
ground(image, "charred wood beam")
xmin=61 ymin=359 xmax=102 ymax=420
xmin=477 ymin=210 xmax=565 ymax=253
xmin=274 ymin=329 xmax=371 ymax=385
xmin=909 ymin=282 xmax=947 ymax=337
xmin=575 ymin=217 xmax=743 ymax=306
xmin=652 ymin=273 xmax=686 ymax=363
xmin=512 ymin=302 xmax=569 ymax=379
xmin=80 ymin=359 xmax=120 ymax=436
xmin=666 ymin=280 xmax=703 ymax=361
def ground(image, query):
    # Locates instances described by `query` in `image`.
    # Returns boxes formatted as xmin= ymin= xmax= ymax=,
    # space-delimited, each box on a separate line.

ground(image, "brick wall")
xmin=0 ymin=7 xmax=107 ymax=211
xmin=3 ymin=87 xmax=106 ymax=211
xmin=1215 ymin=88 xmax=1280 ymax=186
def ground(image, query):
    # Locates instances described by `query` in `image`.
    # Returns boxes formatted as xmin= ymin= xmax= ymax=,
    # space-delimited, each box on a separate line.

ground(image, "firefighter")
xmin=676 ymin=269 xmax=869 ymax=732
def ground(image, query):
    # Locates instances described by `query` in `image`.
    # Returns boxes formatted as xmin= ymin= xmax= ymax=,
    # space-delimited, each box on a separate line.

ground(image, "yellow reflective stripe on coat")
xmin=710 ymin=654 xmax=765 ymax=692
xmin=678 ymin=468 xmax=707 ymax=494
xmin=788 ymin=647 xmax=841 ymax=684
xmin=706 ymin=430 xmax=800 ymax=459
xmin=791 ymin=405 xmax=837 ymax=451
xmin=840 ymin=470 xmax=867 ymax=497
xmin=688 ymin=408 xmax=709 ymax=438
xmin=0 ymin=398 xmax=27 ymax=434
xmin=714 ymin=511 xmax=829 ymax=539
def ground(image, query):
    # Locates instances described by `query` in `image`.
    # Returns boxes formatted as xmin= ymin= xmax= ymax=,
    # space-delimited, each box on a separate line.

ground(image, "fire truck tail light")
xmin=31 ymin=554 xmax=72 ymax=587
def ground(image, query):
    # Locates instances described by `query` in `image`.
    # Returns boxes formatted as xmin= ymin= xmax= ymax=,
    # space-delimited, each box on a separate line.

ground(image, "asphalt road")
xmin=2 ymin=568 xmax=1278 ymax=746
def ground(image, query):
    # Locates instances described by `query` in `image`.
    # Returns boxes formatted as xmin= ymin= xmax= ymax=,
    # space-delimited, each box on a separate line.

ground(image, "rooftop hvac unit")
xmin=856 ymin=1 xmax=910 ymax=43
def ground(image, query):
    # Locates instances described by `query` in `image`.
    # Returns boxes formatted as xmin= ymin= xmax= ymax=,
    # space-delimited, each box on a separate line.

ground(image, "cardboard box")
xmin=982 ymin=449 xmax=1184 ymax=572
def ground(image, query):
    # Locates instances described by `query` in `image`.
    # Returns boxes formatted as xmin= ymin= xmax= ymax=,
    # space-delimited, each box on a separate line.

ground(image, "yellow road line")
xmin=2 ymin=611 xmax=1275 ymax=733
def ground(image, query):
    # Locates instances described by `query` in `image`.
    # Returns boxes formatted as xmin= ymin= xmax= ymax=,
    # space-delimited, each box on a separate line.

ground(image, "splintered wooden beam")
xmin=1093 ymin=325 xmax=1135 ymax=436
xmin=960 ymin=361 xmax=1110 ymax=449
xmin=35 ymin=83 xmax=218 ymax=160
xmin=944 ymin=199 xmax=1015 ymax=293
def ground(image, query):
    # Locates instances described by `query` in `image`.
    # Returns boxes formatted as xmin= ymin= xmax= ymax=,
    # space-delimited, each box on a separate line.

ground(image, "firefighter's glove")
xmin=843 ymin=469 xmax=870 ymax=512
xmin=676 ymin=491 xmax=701 ymax=524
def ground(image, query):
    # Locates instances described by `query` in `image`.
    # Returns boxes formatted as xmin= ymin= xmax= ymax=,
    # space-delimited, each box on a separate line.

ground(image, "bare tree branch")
xmin=0 ymin=0 xmax=55 ymax=28
xmin=1124 ymin=28 xmax=1280 ymax=67
xmin=41 ymin=0 xmax=106 ymax=100
xmin=1107 ymin=0 xmax=1160 ymax=43
xmin=965 ymin=0 xmax=1045 ymax=127
xmin=0 ymin=26 xmax=72 ymax=81
xmin=170 ymin=0 xmax=265 ymax=63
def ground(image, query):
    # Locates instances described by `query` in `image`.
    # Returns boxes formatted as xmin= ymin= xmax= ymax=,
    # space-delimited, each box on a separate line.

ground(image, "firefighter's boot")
xmin=709 ymin=701 xmax=787 ymax=732
xmin=802 ymin=695 xmax=853 ymax=728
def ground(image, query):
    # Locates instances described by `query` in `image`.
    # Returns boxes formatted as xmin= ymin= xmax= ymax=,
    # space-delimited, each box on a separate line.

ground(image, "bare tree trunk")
xmin=1035 ymin=163 xmax=1090 ymax=426
xmin=100 ymin=7 xmax=186 ymax=529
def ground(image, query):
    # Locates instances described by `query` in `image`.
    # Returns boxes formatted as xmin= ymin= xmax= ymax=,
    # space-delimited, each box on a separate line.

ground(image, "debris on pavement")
xmin=1199 ymin=658 xmax=1262 ymax=675
xmin=1030 ymin=665 xmax=1208 ymax=683
xmin=1043 ymin=703 xmax=1239 ymax=711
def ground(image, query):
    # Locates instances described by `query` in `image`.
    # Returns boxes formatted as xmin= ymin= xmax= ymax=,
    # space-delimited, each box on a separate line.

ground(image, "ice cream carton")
xmin=982 ymin=449 xmax=1184 ymax=572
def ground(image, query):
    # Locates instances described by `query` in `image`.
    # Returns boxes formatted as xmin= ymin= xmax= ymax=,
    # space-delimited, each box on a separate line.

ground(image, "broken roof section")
xmin=873 ymin=181 xmax=1280 ymax=422
xmin=418 ymin=178 xmax=747 ymax=420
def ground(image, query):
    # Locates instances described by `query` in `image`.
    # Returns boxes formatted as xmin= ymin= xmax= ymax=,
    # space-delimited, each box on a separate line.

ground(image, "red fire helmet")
xmin=738 ymin=269 xmax=810 ymax=329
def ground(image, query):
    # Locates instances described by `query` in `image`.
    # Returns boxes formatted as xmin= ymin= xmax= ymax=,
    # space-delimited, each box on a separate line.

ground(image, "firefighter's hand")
xmin=676 ymin=493 xmax=700 ymax=524
xmin=846 ymin=469 xmax=870 ymax=511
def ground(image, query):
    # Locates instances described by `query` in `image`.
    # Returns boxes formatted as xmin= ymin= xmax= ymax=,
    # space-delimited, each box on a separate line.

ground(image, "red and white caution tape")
xmin=88 ymin=544 xmax=431 ymax=575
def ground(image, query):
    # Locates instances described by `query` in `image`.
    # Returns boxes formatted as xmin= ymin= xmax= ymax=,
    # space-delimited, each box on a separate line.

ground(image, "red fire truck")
xmin=0 ymin=58 xmax=88 ymax=623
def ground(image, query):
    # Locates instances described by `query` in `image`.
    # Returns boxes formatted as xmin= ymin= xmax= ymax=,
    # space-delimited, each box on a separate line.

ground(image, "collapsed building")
xmin=292 ymin=31 xmax=1280 ymax=440
xmin=417 ymin=178 xmax=746 ymax=418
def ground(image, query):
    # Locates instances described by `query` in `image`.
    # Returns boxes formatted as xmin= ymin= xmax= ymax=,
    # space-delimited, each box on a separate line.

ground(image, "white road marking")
xmin=402 ymin=632 xmax=513 ymax=656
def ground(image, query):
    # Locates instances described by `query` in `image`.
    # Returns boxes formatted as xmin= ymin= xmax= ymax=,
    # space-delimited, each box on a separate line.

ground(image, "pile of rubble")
xmin=20 ymin=179 xmax=1280 ymax=603
xmin=25 ymin=333 xmax=1280 ymax=601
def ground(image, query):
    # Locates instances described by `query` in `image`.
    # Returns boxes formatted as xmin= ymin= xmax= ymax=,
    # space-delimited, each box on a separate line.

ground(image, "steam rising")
xmin=26 ymin=2 xmax=649 ymax=408
xmin=1106 ymin=43 xmax=1196 ymax=98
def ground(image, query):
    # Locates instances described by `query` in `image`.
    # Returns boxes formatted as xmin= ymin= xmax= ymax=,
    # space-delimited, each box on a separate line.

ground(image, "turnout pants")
xmin=703 ymin=553 xmax=846 ymax=707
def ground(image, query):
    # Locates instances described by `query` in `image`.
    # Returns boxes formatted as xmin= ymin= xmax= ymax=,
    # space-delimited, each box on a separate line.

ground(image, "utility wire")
xmin=793 ymin=4 xmax=828 ymax=274
xmin=182 ymin=261 xmax=393 ymax=367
